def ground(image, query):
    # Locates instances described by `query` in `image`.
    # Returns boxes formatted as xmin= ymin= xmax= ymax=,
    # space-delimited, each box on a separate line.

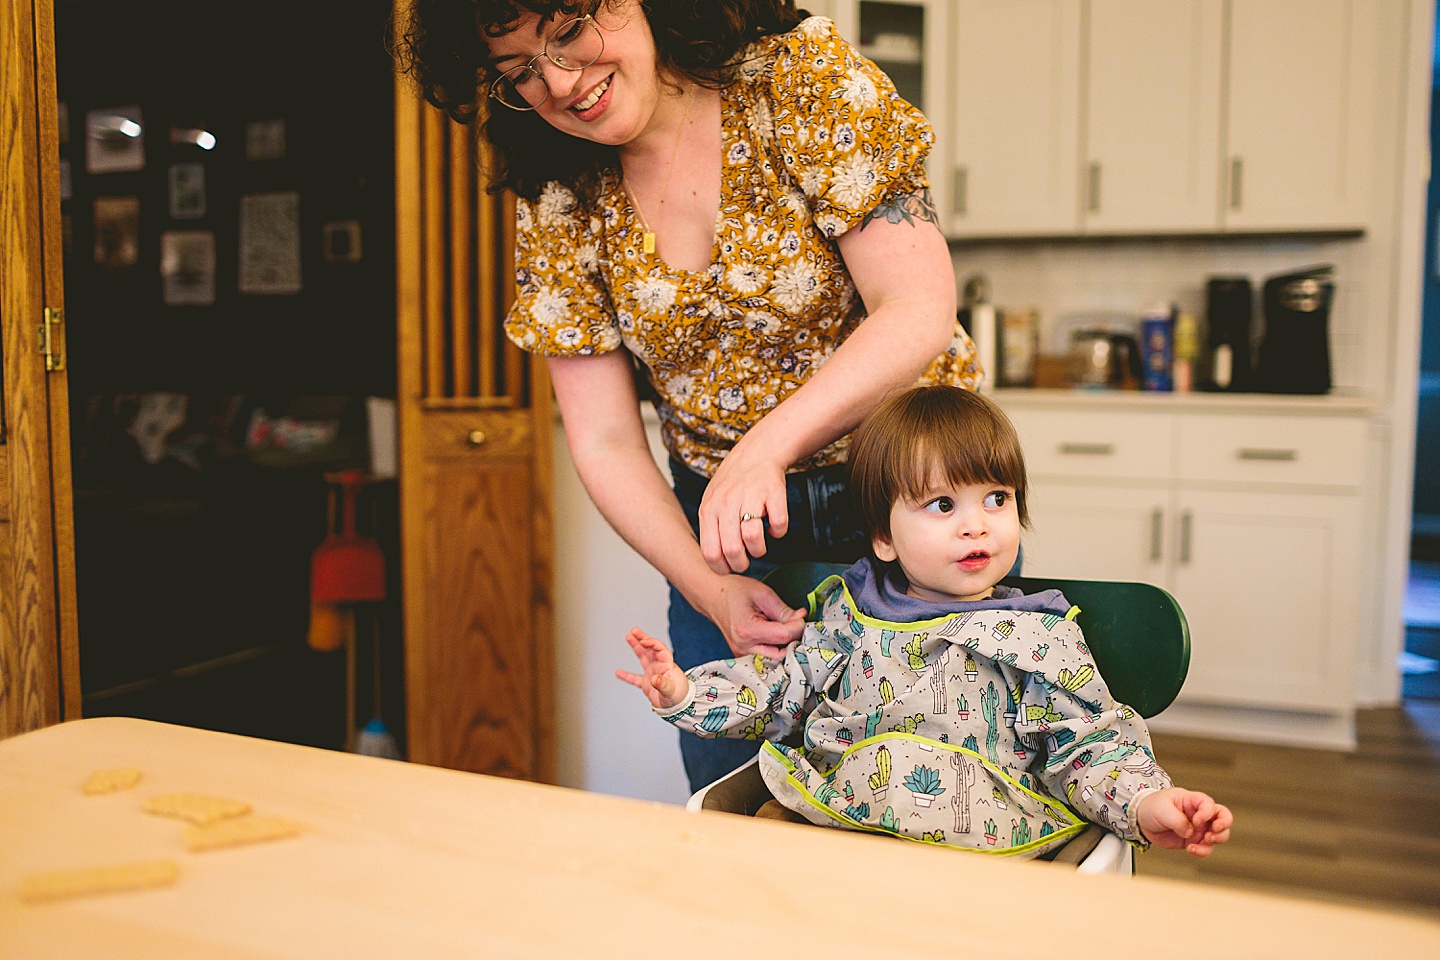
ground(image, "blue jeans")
xmin=667 ymin=458 xmax=867 ymax=793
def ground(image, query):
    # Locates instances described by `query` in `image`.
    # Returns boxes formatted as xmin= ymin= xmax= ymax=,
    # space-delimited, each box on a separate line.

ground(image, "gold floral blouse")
xmin=504 ymin=16 xmax=981 ymax=477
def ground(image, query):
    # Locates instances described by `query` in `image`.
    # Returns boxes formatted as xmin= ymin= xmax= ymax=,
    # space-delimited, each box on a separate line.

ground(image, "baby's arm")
xmin=617 ymin=622 xmax=845 ymax=742
xmin=1134 ymin=788 xmax=1233 ymax=857
xmin=616 ymin=628 xmax=691 ymax=709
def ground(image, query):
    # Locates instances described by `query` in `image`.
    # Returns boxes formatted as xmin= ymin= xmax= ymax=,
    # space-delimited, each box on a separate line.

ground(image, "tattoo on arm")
xmin=859 ymin=188 xmax=939 ymax=230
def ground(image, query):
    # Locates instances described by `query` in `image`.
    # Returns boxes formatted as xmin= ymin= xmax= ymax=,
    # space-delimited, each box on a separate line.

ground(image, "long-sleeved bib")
xmin=658 ymin=574 xmax=1171 ymax=857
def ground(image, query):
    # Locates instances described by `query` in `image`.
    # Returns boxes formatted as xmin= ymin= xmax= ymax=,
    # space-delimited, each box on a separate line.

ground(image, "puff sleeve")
xmin=503 ymin=181 xmax=621 ymax=356
xmin=765 ymin=17 xmax=935 ymax=239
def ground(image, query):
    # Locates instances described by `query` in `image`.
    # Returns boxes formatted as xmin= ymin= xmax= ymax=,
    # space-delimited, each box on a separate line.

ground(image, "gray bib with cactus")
xmin=662 ymin=575 xmax=1171 ymax=856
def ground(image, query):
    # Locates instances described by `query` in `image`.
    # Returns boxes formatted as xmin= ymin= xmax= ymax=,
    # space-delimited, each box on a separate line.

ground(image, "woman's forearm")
xmin=548 ymin=353 xmax=725 ymax=617
xmin=735 ymin=212 xmax=958 ymax=469
xmin=740 ymin=298 xmax=955 ymax=468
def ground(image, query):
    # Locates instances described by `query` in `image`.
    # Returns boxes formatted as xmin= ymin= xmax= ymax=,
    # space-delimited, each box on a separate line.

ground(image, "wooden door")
xmin=1083 ymin=0 xmax=1224 ymax=233
xmin=393 ymin=43 xmax=554 ymax=780
xmin=0 ymin=0 xmax=80 ymax=738
xmin=947 ymin=0 xmax=1083 ymax=237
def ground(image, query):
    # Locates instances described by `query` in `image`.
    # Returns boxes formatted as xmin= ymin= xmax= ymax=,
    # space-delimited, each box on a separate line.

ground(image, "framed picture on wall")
xmin=322 ymin=220 xmax=362 ymax=263
xmin=161 ymin=230 xmax=216 ymax=306
xmin=238 ymin=190 xmax=302 ymax=295
xmin=168 ymin=163 xmax=206 ymax=219
xmin=85 ymin=105 xmax=145 ymax=174
xmin=244 ymin=119 xmax=287 ymax=161
xmin=92 ymin=196 xmax=140 ymax=267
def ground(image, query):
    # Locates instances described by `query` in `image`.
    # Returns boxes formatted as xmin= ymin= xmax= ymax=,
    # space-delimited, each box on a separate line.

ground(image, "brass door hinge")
xmin=40 ymin=307 xmax=65 ymax=371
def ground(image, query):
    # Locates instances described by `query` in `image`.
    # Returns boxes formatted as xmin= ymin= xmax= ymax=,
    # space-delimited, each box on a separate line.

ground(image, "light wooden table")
xmin=3 ymin=717 xmax=1438 ymax=959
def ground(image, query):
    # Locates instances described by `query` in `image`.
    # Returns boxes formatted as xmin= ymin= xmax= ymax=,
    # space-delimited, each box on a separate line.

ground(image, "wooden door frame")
xmin=393 ymin=14 xmax=555 ymax=779
xmin=0 ymin=0 xmax=81 ymax=736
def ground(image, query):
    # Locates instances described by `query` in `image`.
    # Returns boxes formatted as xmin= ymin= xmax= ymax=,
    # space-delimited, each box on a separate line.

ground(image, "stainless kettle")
xmin=1069 ymin=329 xmax=1141 ymax=389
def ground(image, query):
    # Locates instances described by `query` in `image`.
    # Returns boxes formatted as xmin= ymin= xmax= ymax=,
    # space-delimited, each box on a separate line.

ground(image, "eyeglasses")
xmin=488 ymin=15 xmax=605 ymax=111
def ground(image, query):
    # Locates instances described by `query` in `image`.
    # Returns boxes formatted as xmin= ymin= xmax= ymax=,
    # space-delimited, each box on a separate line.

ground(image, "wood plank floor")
xmin=1140 ymin=702 xmax=1440 ymax=919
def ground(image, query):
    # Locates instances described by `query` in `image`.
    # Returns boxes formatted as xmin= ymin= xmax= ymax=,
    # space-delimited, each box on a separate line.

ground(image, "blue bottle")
xmin=1140 ymin=305 xmax=1174 ymax=392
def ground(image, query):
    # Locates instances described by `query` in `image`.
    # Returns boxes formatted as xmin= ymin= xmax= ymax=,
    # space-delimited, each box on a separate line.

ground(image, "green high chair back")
xmin=761 ymin=561 xmax=1190 ymax=718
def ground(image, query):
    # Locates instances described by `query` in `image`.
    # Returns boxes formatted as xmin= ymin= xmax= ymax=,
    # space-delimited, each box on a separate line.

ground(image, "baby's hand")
xmin=1135 ymin=788 xmax=1233 ymax=857
xmin=615 ymin=628 xmax=691 ymax=710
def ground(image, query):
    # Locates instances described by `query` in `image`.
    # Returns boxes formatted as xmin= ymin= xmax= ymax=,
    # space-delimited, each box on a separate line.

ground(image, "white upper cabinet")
xmin=1082 ymin=0 xmax=1224 ymax=233
xmin=909 ymin=0 xmax=1387 ymax=238
xmin=1223 ymin=0 xmax=1378 ymax=232
xmin=947 ymin=0 xmax=1084 ymax=237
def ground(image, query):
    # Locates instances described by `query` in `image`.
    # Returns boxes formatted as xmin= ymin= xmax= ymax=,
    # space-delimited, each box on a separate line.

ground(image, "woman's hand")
xmin=697 ymin=436 xmax=791 ymax=574
xmin=704 ymin=575 xmax=807 ymax=658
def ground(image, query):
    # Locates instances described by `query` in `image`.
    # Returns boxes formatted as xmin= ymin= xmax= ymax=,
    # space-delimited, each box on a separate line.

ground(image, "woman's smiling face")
xmin=484 ymin=1 xmax=668 ymax=148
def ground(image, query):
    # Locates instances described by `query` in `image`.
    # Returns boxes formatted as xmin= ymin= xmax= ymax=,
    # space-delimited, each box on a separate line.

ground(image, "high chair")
xmin=686 ymin=561 xmax=1190 ymax=875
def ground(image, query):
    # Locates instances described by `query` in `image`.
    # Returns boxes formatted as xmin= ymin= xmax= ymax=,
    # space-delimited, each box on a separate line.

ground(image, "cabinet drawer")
xmin=1006 ymin=409 xmax=1173 ymax=481
xmin=1177 ymin=414 xmax=1366 ymax=488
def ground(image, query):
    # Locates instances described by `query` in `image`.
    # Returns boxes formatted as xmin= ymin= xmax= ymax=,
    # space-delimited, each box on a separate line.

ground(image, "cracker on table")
xmin=142 ymin=792 xmax=251 ymax=826
xmin=82 ymin=767 xmax=143 ymax=795
xmin=185 ymin=814 xmax=303 ymax=851
xmin=19 ymin=859 xmax=180 ymax=902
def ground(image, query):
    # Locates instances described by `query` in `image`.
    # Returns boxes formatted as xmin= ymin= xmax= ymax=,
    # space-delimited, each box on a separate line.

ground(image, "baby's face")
xmin=872 ymin=478 xmax=1020 ymax=603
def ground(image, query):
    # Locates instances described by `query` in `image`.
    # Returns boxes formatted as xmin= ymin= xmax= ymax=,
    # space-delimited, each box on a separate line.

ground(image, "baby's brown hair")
xmin=848 ymin=385 xmax=1029 ymax=542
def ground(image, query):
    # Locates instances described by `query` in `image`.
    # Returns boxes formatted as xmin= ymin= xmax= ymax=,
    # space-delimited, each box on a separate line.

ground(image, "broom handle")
xmin=342 ymin=475 xmax=359 ymax=536
xmin=372 ymin=612 xmax=383 ymax=718
xmin=344 ymin=608 xmax=357 ymax=751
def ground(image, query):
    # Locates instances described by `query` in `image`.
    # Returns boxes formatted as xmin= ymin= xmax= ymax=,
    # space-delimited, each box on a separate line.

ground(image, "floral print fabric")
xmin=505 ymin=17 xmax=981 ymax=476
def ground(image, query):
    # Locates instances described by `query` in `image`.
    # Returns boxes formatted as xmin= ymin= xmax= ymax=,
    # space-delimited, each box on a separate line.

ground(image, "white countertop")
xmin=993 ymin=387 xmax=1376 ymax=416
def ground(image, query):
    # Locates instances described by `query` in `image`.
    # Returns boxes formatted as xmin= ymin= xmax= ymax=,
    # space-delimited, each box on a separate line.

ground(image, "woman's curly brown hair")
xmin=393 ymin=0 xmax=808 ymax=207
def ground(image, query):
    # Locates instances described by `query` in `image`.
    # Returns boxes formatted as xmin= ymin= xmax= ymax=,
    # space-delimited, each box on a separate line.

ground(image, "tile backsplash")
xmin=948 ymin=234 xmax=1372 ymax=392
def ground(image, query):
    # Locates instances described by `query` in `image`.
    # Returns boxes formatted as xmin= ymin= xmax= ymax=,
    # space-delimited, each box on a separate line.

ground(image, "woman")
xmin=397 ymin=0 xmax=980 ymax=790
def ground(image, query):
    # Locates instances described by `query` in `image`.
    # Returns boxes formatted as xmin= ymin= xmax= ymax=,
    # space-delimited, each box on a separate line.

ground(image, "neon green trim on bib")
xmin=761 ymin=737 xmax=1089 ymax=857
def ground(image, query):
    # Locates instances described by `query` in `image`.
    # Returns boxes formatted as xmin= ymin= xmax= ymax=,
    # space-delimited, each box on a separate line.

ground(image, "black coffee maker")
xmin=1254 ymin=265 xmax=1334 ymax=395
xmin=1203 ymin=276 xmax=1254 ymax=391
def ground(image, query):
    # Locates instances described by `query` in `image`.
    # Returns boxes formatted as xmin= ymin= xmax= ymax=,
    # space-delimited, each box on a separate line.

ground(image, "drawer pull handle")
xmin=1059 ymin=442 xmax=1115 ymax=456
xmin=1150 ymin=508 xmax=1163 ymax=563
xmin=1237 ymin=448 xmax=1297 ymax=462
xmin=467 ymin=430 xmax=488 ymax=447
xmin=1179 ymin=511 xmax=1193 ymax=565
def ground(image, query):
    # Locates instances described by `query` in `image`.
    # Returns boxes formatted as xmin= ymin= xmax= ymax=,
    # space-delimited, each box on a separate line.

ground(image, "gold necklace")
xmin=624 ymin=86 xmax=694 ymax=255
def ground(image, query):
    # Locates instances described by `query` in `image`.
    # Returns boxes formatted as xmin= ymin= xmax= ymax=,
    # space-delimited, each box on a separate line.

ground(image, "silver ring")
xmin=740 ymin=513 xmax=756 ymax=522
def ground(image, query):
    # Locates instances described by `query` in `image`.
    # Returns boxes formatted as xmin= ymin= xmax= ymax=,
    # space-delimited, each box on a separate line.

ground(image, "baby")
xmin=619 ymin=385 xmax=1231 ymax=859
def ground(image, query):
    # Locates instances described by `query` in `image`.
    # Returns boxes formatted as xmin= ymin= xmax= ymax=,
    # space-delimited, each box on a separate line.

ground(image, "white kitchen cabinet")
xmin=1004 ymin=399 xmax=1367 ymax=743
xmin=1168 ymin=488 xmax=1360 ymax=712
xmin=930 ymin=0 xmax=1386 ymax=237
xmin=1223 ymin=0 xmax=1379 ymax=231
xmin=946 ymin=0 xmax=1084 ymax=237
xmin=1082 ymin=0 xmax=1224 ymax=233
xmin=1022 ymin=481 xmax=1170 ymax=583
xmin=815 ymin=0 xmax=955 ymax=228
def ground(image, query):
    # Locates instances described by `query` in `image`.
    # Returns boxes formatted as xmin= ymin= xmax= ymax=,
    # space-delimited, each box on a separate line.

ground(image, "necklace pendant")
xmin=641 ymin=231 xmax=656 ymax=254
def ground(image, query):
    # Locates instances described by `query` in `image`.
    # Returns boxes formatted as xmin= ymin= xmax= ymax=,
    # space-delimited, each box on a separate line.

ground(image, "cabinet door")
xmin=1223 ymin=0 xmax=1378 ymax=231
xmin=1083 ymin=0 xmax=1223 ymax=233
xmin=948 ymin=0 xmax=1083 ymax=237
xmin=1168 ymin=489 xmax=1360 ymax=712
xmin=825 ymin=1 xmax=954 ymax=235
xmin=1021 ymin=479 xmax=1170 ymax=585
